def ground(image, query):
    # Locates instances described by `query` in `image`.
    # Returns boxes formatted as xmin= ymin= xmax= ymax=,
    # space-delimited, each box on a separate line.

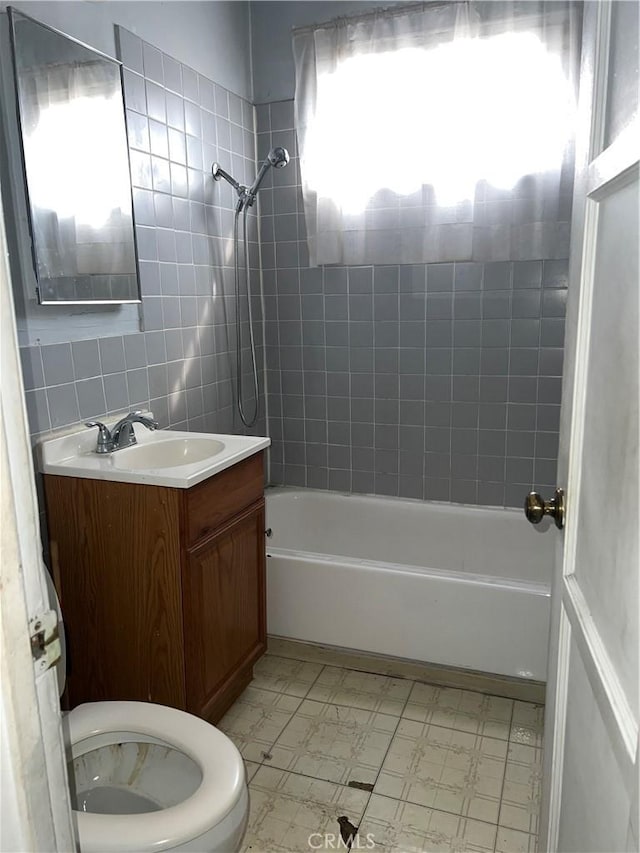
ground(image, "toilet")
xmin=45 ymin=569 xmax=249 ymax=853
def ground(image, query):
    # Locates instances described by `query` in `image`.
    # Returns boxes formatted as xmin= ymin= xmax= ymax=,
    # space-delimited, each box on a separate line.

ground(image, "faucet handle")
xmin=85 ymin=421 xmax=112 ymax=453
xmin=85 ymin=420 xmax=108 ymax=432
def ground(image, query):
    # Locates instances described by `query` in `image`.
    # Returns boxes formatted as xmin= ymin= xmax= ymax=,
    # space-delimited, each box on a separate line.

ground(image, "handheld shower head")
xmin=267 ymin=146 xmax=290 ymax=168
xmin=248 ymin=146 xmax=290 ymax=200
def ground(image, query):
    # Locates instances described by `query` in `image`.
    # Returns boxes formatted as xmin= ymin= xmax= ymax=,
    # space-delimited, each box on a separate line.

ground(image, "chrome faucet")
xmin=85 ymin=411 xmax=158 ymax=454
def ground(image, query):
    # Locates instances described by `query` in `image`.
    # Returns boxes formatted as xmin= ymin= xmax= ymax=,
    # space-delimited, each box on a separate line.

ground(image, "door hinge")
xmin=29 ymin=610 xmax=61 ymax=676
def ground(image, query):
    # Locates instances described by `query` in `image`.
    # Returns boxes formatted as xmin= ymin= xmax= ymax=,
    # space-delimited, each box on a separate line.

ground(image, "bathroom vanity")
xmin=41 ymin=428 xmax=269 ymax=724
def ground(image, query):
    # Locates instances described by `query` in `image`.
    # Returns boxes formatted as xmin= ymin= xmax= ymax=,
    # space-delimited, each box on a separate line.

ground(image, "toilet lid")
xmin=68 ymin=701 xmax=246 ymax=853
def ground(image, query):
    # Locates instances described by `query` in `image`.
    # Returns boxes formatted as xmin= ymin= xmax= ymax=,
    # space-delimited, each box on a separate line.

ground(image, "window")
xmin=293 ymin=2 xmax=580 ymax=266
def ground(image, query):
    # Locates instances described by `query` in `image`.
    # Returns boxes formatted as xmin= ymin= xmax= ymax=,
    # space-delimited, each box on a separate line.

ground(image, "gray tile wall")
xmin=20 ymin=30 xmax=266 ymax=449
xmin=257 ymin=100 xmax=567 ymax=508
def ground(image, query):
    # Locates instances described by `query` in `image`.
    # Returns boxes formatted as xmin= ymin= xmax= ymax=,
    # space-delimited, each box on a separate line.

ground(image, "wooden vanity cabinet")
xmin=44 ymin=453 xmax=266 ymax=723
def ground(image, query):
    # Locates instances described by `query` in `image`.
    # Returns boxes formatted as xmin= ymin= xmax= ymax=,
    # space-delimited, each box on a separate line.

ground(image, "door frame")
xmin=540 ymin=2 xmax=640 ymax=848
xmin=0 ymin=180 xmax=74 ymax=848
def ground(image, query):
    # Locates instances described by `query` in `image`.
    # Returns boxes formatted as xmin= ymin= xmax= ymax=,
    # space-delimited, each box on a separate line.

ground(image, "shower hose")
xmin=233 ymin=198 xmax=260 ymax=428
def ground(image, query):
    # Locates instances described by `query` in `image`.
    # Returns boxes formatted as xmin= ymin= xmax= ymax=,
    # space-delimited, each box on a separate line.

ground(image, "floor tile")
xmin=242 ymin=766 xmax=369 ymax=853
xmin=495 ymin=826 xmax=539 ymax=852
xmin=245 ymin=760 xmax=261 ymax=782
xmin=510 ymin=702 xmax=545 ymax=748
xmin=359 ymin=793 xmax=497 ymax=852
xmin=306 ymin=666 xmax=413 ymax=716
xmin=375 ymin=719 xmax=508 ymax=824
xmin=404 ymin=683 xmax=513 ymax=740
xmin=265 ymin=699 xmax=399 ymax=786
xmin=498 ymin=743 xmax=543 ymax=836
xmin=253 ymin=655 xmax=323 ymax=697
xmin=218 ymin=686 xmax=302 ymax=763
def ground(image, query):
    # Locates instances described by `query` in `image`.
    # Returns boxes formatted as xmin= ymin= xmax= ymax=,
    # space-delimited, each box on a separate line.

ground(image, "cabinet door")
xmin=45 ymin=476 xmax=185 ymax=710
xmin=183 ymin=501 xmax=266 ymax=720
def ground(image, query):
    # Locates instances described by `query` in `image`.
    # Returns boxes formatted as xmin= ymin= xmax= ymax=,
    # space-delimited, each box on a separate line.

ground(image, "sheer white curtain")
xmin=293 ymin=1 xmax=581 ymax=267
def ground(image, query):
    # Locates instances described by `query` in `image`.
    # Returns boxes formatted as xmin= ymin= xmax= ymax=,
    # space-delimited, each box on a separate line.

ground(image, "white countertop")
xmin=37 ymin=422 xmax=270 ymax=489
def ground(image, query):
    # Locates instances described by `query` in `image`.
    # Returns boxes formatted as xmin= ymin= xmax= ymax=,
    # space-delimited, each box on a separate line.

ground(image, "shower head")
xmin=267 ymin=146 xmax=290 ymax=169
xmin=248 ymin=146 xmax=290 ymax=201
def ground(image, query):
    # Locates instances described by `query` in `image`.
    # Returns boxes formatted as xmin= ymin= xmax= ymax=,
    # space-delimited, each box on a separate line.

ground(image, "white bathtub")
xmin=265 ymin=488 xmax=553 ymax=682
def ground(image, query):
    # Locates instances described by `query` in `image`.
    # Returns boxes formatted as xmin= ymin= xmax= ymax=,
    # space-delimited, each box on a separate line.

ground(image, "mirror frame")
xmin=7 ymin=6 xmax=141 ymax=306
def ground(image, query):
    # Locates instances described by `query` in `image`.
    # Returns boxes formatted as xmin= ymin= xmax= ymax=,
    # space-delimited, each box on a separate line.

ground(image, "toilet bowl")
xmin=67 ymin=701 xmax=248 ymax=852
xmin=45 ymin=568 xmax=249 ymax=852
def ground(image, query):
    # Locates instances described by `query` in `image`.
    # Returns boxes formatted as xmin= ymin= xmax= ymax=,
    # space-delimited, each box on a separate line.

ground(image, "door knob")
xmin=524 ymin=488 xmax=565 ymax=529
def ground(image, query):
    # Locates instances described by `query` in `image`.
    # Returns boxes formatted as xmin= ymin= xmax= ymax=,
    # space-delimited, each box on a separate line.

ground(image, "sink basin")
xmin=38 ymin=422 xmax=270 ymax=489
xmin=113 ymin=437 xmax=226 ymax=470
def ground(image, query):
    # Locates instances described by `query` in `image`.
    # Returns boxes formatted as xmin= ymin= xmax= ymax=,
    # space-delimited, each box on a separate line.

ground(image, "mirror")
xmin=8 ymin=8 xmax=140 ymax=304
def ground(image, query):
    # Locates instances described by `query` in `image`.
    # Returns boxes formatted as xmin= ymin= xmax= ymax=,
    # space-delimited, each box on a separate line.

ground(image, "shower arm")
xmin=211 ymin=163 xmax=252 ymax=205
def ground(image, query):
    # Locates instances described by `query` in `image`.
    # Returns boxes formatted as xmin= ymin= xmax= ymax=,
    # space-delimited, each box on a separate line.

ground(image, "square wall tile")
xmin=116 ymin=27 xmax=143 ymax=74
xmin=47 ymin=383 xmax=79 ymax=428
xmin=25 ymin=389 xmax=50 ymax=434
xmin=20 ymin=346 xmax=44 ymax=390
xmin=76 ymin=378 xmax=107 ymax=420
xmin=143 ymin=43 xmax=164 ymax=84
xmin=42 ymin=343 xmax=74 ymax=386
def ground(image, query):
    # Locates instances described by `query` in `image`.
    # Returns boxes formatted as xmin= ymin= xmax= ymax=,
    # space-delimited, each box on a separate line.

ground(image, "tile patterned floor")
xmin=218 ymin=653 xmax=544 ymax=853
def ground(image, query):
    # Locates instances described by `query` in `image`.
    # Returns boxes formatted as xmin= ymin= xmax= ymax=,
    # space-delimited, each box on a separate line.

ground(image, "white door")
xmin=540 ymin=2 xmax=639 ymax=851
xmin=0 ymin=184 xmax=74 ymax=846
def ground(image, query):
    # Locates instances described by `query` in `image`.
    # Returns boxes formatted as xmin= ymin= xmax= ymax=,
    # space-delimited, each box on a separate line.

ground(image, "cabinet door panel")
xmin=44 ymin=476 xmax=185 ymax=709
xmin=183 ymin=501 xmax=266 ymax=719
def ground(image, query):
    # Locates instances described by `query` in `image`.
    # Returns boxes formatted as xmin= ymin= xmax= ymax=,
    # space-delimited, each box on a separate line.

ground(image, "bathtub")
xmin=265 ymin=488 xmax=553 ymax=682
